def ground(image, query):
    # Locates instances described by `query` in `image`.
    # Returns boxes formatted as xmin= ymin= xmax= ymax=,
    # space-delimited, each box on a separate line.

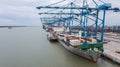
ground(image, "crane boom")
xmin=37 ymin=4 xmax=119 ymax=11
xmin=38 ymin=12 xmax=96 ymax=15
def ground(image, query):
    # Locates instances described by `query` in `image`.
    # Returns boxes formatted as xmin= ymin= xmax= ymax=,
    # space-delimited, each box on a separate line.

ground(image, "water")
xmin=0 ymin=27 xmax=119 ymax=67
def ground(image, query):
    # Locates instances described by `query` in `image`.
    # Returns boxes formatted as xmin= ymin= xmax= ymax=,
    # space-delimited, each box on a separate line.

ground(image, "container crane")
xmin=37 ymin=0 xmax=119 ymax=42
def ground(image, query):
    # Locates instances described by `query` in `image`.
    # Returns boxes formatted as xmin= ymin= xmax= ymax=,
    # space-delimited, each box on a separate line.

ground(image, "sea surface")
xmin=0 ymin=27 xmax=119 ymax=67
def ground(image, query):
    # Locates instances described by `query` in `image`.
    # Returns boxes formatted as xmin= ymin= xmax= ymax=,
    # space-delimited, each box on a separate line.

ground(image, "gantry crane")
xmin=37 ymin=0 xmax=119 ymax=42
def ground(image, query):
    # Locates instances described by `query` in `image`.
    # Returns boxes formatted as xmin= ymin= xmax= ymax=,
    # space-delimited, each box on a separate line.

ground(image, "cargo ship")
xmin=46 ymin=26 xmax=103 ymax=62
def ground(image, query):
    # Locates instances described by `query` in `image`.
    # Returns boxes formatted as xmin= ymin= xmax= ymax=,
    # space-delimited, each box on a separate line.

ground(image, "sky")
xmin=0 ymin=0 xmax=119 ymax=26
xmin=0 ymin=0 xmax=41 ymax=26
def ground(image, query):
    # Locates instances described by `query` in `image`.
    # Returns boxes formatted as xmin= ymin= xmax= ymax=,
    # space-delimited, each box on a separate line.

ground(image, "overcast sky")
xmin=0 ymin=0 xmax=119 ymax=26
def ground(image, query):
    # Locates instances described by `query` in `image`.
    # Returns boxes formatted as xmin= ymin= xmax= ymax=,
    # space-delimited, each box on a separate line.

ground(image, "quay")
xmin=103 ymin=41 xmax=120 ymax=64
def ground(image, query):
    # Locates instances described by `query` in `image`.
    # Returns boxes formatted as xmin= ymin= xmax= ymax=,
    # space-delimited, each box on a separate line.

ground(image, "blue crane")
xmin=37 ymin=0 xmax=119 ymax=42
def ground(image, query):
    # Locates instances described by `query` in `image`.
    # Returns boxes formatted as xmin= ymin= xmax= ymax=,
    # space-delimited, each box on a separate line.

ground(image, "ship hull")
xmin=58 ymin=39 xmax=101 ymax=62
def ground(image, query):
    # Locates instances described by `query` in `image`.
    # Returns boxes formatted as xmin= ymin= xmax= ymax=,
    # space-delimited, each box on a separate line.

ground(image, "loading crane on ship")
xmin=37 ymin=0 xmax=119 ymax=42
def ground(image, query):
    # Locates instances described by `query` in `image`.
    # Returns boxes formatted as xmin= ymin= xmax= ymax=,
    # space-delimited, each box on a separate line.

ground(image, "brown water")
xmin=0 ymin=27 xmax=119 ymax=67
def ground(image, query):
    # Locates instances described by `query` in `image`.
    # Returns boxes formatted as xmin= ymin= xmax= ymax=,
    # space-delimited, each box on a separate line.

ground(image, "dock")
xmin=36 ymin=0 xmax=120 ymax=63
xmin=103 ymin=41 xmax=120 ymax=64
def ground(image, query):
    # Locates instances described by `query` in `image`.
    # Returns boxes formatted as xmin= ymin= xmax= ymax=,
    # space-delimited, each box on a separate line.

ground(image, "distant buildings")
xmin=104 ymin=26 xmax=120 ymax=33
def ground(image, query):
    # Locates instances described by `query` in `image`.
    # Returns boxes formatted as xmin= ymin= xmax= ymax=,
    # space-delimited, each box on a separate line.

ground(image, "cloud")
xmin=0 ymin=0 xmax=119 ymax=26
xmin=0 ymin=0 xmax=41 ymax=26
